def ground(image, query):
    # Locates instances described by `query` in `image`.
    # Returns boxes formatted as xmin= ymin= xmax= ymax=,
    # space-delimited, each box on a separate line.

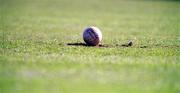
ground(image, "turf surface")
xmin=0 ymin=0 xmax=180 ymax=93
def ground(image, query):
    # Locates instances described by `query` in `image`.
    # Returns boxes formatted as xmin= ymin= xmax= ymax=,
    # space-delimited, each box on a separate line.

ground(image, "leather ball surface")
xmin=83 ymin=26 xmax=102 ymax=46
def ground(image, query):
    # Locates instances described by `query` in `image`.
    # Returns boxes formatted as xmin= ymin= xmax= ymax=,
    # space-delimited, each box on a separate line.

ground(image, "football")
xmin=83 ymin=26 xmax=102 ymax=46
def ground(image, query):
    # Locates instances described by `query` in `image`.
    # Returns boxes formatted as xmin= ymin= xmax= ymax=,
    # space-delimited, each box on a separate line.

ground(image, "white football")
xmin=83 ymin=26 xmax=102 ymax=46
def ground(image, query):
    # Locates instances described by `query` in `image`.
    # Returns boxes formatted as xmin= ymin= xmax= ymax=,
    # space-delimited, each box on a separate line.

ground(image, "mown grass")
xmin=0 ymin=0 xmax=180 ymax=93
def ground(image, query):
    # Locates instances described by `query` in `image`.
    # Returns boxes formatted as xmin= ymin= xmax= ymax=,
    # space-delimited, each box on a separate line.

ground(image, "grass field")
xmin=0 ymin=0 xmax=180 ymax=93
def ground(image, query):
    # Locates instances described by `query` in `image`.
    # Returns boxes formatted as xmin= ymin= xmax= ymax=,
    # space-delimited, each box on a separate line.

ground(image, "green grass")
xmin=0 ymin=0 xmax=180 ymax=93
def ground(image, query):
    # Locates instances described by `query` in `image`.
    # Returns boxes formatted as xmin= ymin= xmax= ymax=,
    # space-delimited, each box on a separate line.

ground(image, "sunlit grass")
xmin=0 ymin=0 xmax=180 ymax=93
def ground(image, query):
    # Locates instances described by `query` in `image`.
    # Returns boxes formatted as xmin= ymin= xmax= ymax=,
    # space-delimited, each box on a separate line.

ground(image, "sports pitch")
xmin=0 ymin=0 xmax=180 ymax=93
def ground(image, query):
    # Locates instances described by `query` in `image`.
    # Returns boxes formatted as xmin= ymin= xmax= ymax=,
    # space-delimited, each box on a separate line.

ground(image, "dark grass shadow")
xmin=67 ymin=43 xmax=87 ymax=46
xmin=137 ymin=44 xmax=180 ymax=48
xmin=154 ymin=44 xmax=180 ymax=48
xmin=67 ymin=43 xmax=109 ymax=47
xmin=66 ymin=42 xmax=133 ymax=48
xmin=66 ymin=42 xmax=180 ymax=49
